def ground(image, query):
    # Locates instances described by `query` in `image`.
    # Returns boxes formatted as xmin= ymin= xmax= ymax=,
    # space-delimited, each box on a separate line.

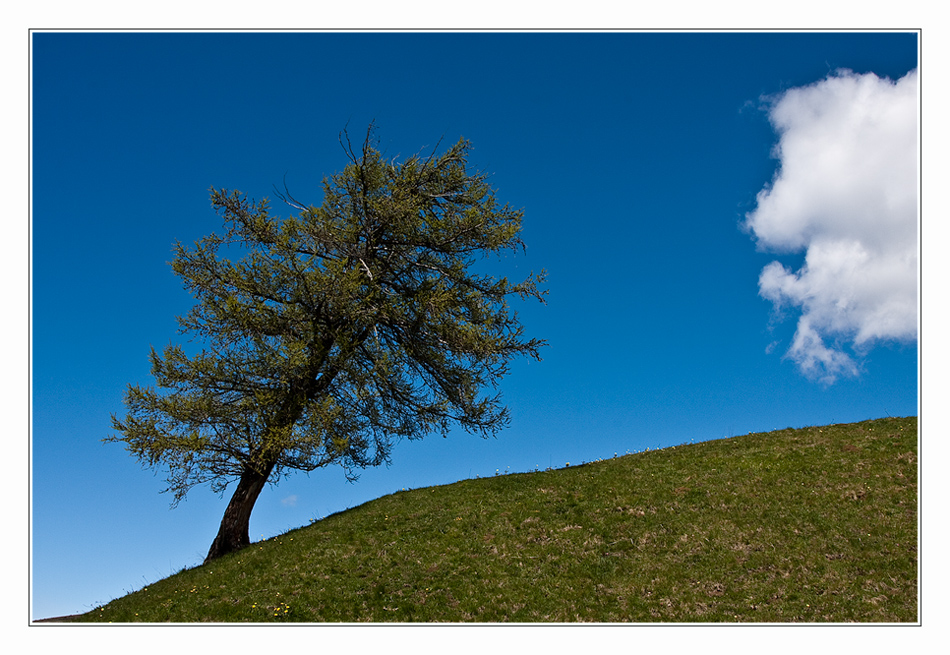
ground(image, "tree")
xmin=108 ymin=126 xmax=547 ymax=562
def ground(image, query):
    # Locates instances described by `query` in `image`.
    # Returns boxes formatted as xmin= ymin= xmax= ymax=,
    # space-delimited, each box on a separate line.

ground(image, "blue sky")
xmin=29 ymin=31 xmax=919 ymax=621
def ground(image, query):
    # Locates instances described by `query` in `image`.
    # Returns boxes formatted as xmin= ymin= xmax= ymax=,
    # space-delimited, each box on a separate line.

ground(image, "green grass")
xmin=69 ymin=416 xmax=917 ymax=623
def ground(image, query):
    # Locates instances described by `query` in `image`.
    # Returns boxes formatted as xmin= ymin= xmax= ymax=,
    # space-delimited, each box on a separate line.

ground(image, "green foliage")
xmin=78 ymin=417 xmax=917 ymax=623
xmin=108 ymin=125 xmax=546 ymax=505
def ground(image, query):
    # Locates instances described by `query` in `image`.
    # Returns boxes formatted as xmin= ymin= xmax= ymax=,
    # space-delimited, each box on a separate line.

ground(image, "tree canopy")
xmin=108 ymin=126 xmax=547 ymax=561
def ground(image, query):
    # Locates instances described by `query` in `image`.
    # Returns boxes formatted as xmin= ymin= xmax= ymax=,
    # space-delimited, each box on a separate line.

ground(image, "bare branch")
xmin=272 ymin=174 xmax=310 ymax=213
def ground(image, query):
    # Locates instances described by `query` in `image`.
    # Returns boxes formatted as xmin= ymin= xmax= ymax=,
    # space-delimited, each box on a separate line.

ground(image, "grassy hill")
xmin=66 ymin=416 xmax=917 ymax=623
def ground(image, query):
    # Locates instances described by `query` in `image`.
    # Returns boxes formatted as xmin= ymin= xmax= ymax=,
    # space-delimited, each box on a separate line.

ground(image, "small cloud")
xmin=745 ymin=68 xmax=918 ymax=383
xmin=786 ymin=316 xmax=860 ymax=385
xmin=281 ymin=495 xmax=298 ymax=507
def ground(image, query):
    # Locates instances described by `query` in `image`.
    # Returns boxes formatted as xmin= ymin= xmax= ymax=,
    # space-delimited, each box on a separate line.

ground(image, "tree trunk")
xmin=204 ymin=461 xmax=276 ymax=563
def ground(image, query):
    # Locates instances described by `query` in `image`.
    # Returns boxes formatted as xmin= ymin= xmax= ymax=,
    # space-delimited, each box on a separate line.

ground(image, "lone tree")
xmin=109 ymin=126 xmax=547 ymax=562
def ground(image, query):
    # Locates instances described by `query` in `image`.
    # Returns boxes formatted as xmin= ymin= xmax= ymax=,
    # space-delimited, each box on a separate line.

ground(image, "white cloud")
xmin=745 ymin=68 xmax=918 ymax=383
xmin=281 ymin=495 xmax=298 ymax=507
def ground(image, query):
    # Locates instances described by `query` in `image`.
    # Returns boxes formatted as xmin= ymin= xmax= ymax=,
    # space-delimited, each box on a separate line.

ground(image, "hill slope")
xmin=68 ymin=417 xmax=917 ymax=623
